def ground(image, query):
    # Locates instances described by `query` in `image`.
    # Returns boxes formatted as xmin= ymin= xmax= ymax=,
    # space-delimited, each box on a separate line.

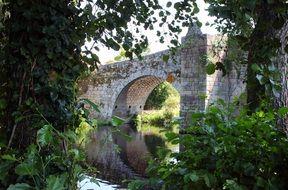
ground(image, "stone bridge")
xmin=79 ymin=26 xmax=246 ymax=127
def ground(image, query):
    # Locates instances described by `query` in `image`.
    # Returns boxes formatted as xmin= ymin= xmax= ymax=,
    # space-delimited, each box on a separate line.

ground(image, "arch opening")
xmin=144 ymin=81 xmax=180 ymax=113
xmin=112 ymin=76 xmax=164 ymax=118
xmin=112 ymin=75 xmax=180 ymax=118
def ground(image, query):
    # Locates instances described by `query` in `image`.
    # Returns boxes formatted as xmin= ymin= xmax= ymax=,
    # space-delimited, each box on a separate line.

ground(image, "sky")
xmin=97 ymin=0 xmax=217 ymax=63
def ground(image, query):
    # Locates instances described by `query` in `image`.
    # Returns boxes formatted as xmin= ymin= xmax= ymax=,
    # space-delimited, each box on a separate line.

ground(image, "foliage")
xmin=145 ymin=82 xmax=179 ymax=110
xmin=0 ymin=99 xmax=99 ymax=189
xmin=129 ymin=100 xmax=288 ymax=190
xmin=131 ymin=1 xmax=288 ymax=189
xmin=140 ymin=82 xmax=179 ymax=127
xmin=205 ymin=0 xmax=288 ymax=111
xmin=137 ymin=110 xmax=174 ymax=127
xmin=145 ymin=83 xmax=170 ymax=110
xmin=0 ymin=0 xmax=200 ymax=188
xmin=113 ymin=47 xmax=151 ymax=62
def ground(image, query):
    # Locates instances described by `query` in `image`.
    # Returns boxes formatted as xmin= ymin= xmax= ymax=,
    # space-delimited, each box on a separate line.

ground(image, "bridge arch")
xmin=110 ymin=68 xmax=180 ymax=118
xmin=112 ymin=75 xmax=177 ymax=117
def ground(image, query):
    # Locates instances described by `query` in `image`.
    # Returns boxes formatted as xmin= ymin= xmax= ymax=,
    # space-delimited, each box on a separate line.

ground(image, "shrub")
xmin=139 ymin=110 xmax=175 ymax=127
xmin=145 ymin=82 xmax=179 ymax=110
xmin=129 ymin=100 xmax=288 ymax=190
xmin=145 ymin=83 xmax=170 ymax=110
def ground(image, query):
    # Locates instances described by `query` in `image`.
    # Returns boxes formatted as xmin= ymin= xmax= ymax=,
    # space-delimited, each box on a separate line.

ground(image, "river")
xmin=81 ymin=123 xmax=178 ymax=189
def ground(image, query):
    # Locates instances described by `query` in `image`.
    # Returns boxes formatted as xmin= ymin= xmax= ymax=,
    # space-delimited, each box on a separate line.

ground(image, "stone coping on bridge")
xmin=97 ymin=49 xmax=172 ymax=69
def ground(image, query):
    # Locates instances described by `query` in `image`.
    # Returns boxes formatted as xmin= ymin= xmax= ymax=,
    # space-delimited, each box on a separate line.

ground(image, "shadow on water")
xmin=85 ymin=123 xmax=173 ymax=187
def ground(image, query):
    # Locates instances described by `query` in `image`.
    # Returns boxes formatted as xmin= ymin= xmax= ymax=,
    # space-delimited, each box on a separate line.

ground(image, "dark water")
xmin=85 ymin=124 xmax=178 ymax=187
xmin=112 ymin=124 xmax=166 ymax=175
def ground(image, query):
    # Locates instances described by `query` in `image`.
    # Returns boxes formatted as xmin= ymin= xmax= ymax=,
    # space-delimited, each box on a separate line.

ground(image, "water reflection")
xmin=144 ymin=134 xmax=165 ymax=158
xmin=85 ymin=123 xmax=177 ymax=187
xmin=112 ymin=124 xmax=166 ymax=175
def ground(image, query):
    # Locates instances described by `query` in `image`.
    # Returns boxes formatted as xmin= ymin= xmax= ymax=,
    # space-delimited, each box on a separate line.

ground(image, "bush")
xmin=145 ymin=82 xmax=180 ymax=110
xmin=129 ymin=100 xmax=288 ymax=190
xmin=139 ymin=110 xmax=175 ymax=127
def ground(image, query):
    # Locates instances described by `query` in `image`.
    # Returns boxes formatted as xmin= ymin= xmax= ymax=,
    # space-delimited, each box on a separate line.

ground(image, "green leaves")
xmin=0 ymin=0 xmax=201 ymax=188
xmin=80 ymin=98 xmax=100 ymax=113
xmin=37 ymin=125 xmax=53 ymax=147
xmin=251 ymin=64 xmax=261 ymax=72
xmin=223 ymin=180 xmax=244 ymax=190
xmin=166 ymin=2 xmax=172 ymax=8
xmin=7 ymin=183 xmax=31 ymax=190
xmin=0 ymin=161 xmax=15 ymax=184
xmin=45 ymin=175 xmax=65 ymax=190
xmin=15 ymin=163 xmax=35 ymax=176
xmin=106 ymin=38 xmax=120 ymax=51
xmin=145 ymin=82 xmax=171 ymax=110
xmin=111 ymin=115 xmax=125 ymax=127
xmin=162 ymin=54 xmax=170 ymax=62
xmin=165 ymin=132 xmax=178 ymax=142
xmin=278 ymin=107 xmax=288 ymax=117
xmin=0 ymin=98 xmax=7 ymax=109
xmin=1 ymin=154 xmax=18 ymax=161
xmin=206 ymin=63 xmax=216 ymax=75
xmin=184 ymin=172 xmax=199 ymax=182
xmin=133 ymin=101 xmax=288 ymax=190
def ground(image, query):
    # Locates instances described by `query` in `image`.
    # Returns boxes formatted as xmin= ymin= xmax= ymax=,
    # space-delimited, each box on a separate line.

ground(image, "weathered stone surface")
xmin=79 ymin=26 xmax=246 ymax=128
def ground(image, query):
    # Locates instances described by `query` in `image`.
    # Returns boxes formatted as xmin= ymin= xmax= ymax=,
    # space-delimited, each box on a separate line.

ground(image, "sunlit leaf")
xmin=46 ymin=175 xmax=65 ymax=190
xmin=1 ymin=154 xmax=18 ymax=161
xmin=7 ymin=183 xmax=31 ymax=190
xmin=162 ymin=54 xmax=169 ymax=62
xmin=251 ymin=64 xmax=261 ymax=72
xmin=206 ymin=63 xmax=215 ymax=75
xmin=80 ymin=98 xmax=100 ymax=112
xmin=111 ymin=116 xmax=125 ymax=127
xmin=37 ymin=125 xmax=53 ymax=147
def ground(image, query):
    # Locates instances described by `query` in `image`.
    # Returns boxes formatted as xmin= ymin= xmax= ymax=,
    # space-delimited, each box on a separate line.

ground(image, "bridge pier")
xmin=180 ymin=26 xmax=207 ymax=128
xmin=179 ymin=26 xmax=246 ymax=129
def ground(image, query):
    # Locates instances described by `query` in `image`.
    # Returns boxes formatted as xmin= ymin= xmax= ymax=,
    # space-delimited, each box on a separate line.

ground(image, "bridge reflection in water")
xmin=85 ymin=123 xmax=178 ymax=188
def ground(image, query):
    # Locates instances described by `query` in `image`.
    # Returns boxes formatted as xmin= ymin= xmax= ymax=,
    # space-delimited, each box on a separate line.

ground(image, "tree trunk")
xmin=274 ymin=21 xmax=288 ymax=133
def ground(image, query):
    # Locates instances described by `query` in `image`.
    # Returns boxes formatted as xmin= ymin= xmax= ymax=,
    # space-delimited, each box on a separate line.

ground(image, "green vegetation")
xmin=0 ymin=0 xmax=199 ymax=189
xmin=0 ymin=0 xmax=287 ymax=189
xmin=129 ymin=0 xmax=288 ymax=189
xmin=137 ymin=111 xmax=174 ymax=127
xmin=140 ymin=124 xmax=179 ymax=153
xmin=206 ymin=0 xmax=288 ymax=124
xmin=129 ymin=101 xmax=288 ymax=190
xmin=137 ymin=82 xmax=180 ymax=127
xmin=145 ymin=82 xmax=179 ymax=110
xmin=113 ymin=47 xmax=151 ymax=63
